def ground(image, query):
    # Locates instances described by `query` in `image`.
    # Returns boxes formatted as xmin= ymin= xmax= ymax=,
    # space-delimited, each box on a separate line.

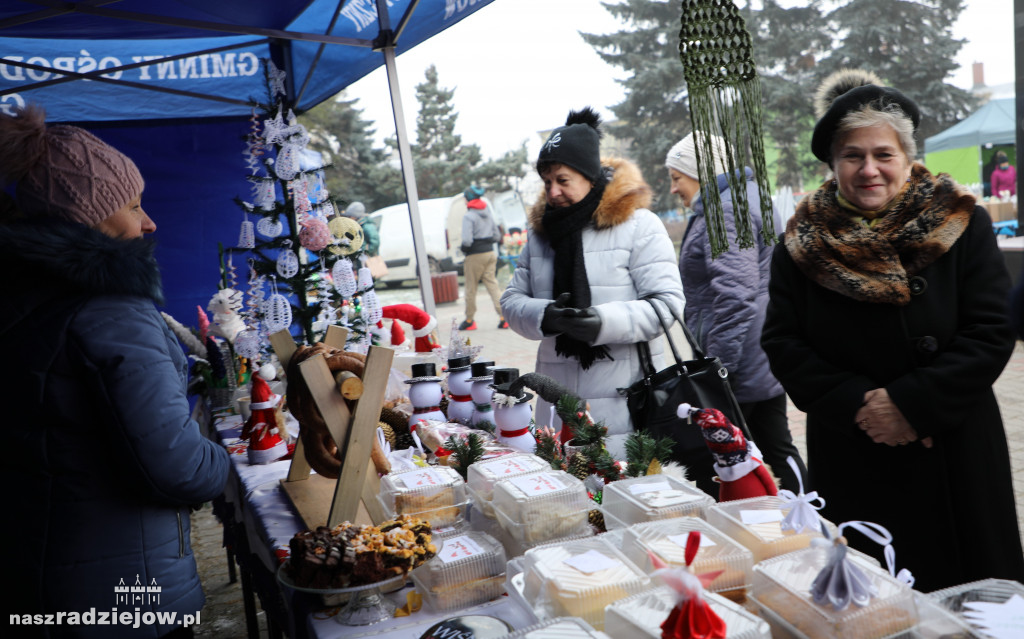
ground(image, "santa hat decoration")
xmin=649 ymin=531 xmax=726 ymax=639
xmin=247 ymin=373 xmax=288 ymax=465
xmin=371 ymin=319 xmax=406 ymax=347
xmin=381 ymin=303 xmax=438 ymax=353
xmin=678 ymin=403 xmax=777 ymax=501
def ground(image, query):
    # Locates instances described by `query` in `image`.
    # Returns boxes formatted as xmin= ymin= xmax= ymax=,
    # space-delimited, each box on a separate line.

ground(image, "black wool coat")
xmin=762 ymin=171 xmax=1024 ymax=593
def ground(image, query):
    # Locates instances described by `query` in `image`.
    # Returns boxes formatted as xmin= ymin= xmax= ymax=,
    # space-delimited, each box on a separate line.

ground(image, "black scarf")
xmin=541 ymin=179 xmax=611 ymax=369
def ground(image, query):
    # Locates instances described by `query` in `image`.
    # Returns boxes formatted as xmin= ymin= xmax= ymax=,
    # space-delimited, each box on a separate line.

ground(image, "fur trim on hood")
xmin=785 ymin=163 xmax=974 ymax=305
xmin=528 ymin=157 xmax=653 ymax=237
xmin=1 ymin=218 xmax=164 ymax=304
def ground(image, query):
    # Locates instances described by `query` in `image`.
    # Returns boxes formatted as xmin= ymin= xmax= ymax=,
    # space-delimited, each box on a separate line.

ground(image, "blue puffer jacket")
xmin=1 ymin=219 xmax=230 ymax=638
xmin=679 ymin=168 xmax=783 ymax=403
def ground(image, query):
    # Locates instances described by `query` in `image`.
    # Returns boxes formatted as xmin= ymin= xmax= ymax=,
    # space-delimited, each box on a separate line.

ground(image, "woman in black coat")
xmin=761 ymin=69 xmax=1024 ymax=592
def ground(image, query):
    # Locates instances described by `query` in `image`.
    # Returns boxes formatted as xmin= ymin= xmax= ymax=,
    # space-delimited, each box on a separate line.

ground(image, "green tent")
xmin=924 ymin=98 xmax=1015 ymax=188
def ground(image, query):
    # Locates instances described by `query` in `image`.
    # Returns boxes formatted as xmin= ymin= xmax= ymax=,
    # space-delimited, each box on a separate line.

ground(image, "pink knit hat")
xmin=0 ymin=105 xmax=144 ymax=226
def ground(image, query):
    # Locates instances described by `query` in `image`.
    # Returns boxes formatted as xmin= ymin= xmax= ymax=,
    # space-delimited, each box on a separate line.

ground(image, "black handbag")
xmin=621 ymin=298 xmax=752 ymax=492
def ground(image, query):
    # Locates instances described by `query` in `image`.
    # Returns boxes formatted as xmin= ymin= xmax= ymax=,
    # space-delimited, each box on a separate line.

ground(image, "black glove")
xmin=541 ymin=292 xmax=602 ymax=343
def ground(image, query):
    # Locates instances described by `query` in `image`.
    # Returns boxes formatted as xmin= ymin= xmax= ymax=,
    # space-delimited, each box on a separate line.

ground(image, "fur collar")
xmin=785 ymin=163 xmax=974 ymax=305
xmin=2 ymin=218 xmax=164 ymax=304
xmin=528 ymin=157 xmax=653 ymax=237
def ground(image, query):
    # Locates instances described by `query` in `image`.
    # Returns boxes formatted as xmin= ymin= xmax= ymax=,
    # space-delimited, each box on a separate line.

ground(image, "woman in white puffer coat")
xmin=500 ymin=107 xmax=684 ymax=458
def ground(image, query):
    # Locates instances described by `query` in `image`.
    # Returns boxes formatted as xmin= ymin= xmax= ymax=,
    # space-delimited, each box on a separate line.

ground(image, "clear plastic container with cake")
xmin=409 ymin=530 xmax=506 ymax=613
xmin=466 ymin=453 xmax=552 ymax=519
xmin=749 ymin=544 xmax=918 ymax=639
xmin=600 ymin=473 xmax=714 ymax=530
xmin=604 ymin=585 xmax=771 ymax=639
xmin=505 ymin=617 xmax=608 ymax=639
xmin=518 ymin=536 xmax=651 ymax=630
xmin=619 ymin=516 xmax=754 ymax=602
xmin=491 ymin=470 xmax=592 ymax=547
xmin=927 ymin=577 xmax=1024 ymax=637
xmin=705 ymin=495 xmax=837 ymax=562
xmin=377 ymin=465 xmax=468 ymax=528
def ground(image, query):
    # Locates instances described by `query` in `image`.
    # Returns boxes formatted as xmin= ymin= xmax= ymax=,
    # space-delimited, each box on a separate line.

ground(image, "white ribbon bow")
xmin=836 ymin=520 xmax=915 ymax=587
xmin=779 ymin=456 xmax=825 ymax=533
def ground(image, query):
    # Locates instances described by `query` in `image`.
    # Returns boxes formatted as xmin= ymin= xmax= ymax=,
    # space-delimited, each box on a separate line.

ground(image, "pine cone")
xmin=588 ymin=509 xmax=606 ymax=533
xmin=568 ymin=452 xmax=591 ymax=481
xmin=377 ymin=422 xmax=395 ymax=448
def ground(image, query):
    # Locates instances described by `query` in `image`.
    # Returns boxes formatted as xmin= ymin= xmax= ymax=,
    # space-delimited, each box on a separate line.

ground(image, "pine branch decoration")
xmin=443 ymin=433 xmax=485 ymax=480
xmin=624 ymin=431 xmax=676 ymax=477
xmin=534 ymin=426 xmax=567 ymax=471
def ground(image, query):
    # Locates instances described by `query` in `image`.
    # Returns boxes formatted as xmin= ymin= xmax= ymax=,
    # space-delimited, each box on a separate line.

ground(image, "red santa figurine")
xmin=678 ymin=403 xmax=777 ymax=502
xmin=649 ymin=531 xmax=726 ymax=639
xmin=381 ymin=303 xmax=439 ymax=353
xmin=246 ymin=371 xmax=289 ymax=465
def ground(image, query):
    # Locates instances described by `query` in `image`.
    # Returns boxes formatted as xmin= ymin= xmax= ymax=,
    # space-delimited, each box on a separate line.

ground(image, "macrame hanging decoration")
xmin=238 ymin=211 xmax=255 ymax=249
xmin=262 ymin=277 xmax=292 ymax=334
xmin=315 ymin=199 xmax=336 ymax=220
xmin=276 ymin=240 xmax=299 ymax=279
xmin=679 ymin=0 xmax=776 ymax=258
xmin=256 ymin=215 xmax=283 ymax=238
xmin=332 ymin=257 xmax=357 ymax=297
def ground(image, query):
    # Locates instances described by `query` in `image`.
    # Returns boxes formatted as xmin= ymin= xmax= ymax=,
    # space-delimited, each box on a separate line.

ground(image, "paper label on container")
xmin=668 ymin=533 xmax=716 ymax=549
xmin=480 ymin=456 xmax=542 ymax=477
xmin=563 ymin=549 xmax=622 ymax=574
xmin=740 ymin=509 xmax=785 ymax=525
xmin=629 ymin=481 xmax=672 ymax=495
xmin=961 ymin=593 xmax=1024 ymax=639
xmin=438 ymin=535 xmax=485 ymax=563
xmin=507 ymin=472 xmax=563 ymax=497
xmin=400 ymin=468 xmax=447 ymax=493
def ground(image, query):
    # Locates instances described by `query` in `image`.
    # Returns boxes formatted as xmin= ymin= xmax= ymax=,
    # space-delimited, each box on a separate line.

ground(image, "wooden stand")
xmin=270 ymin=326 xmax=394 ymax=530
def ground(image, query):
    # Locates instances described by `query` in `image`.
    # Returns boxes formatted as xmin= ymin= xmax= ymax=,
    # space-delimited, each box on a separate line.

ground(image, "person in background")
xmin=460 ymin=185 xmax=507 ymax=330
xmin=991 ymin=150 xmax=1016 ymax=198
xmin=761 ymin=69 xmax=1024 ymax=592
xmin=345 ymin=200 xmax=380 ymax=256
xmin=0 ymin=105 xmax=230 ymax=638
xmin=501 ymin=107 xmax=684 ymax=459
xmin=666 ymin=132 xmax=807 ymax=494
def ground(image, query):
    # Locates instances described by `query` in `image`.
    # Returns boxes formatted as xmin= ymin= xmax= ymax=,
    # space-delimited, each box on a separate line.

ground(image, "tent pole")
xmin=378 ymin=4 xmax=437 ymax=318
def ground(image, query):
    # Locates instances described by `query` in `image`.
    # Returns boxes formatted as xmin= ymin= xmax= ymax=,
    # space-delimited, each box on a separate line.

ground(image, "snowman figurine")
xmin=467 ymin=360 xmax=496 ymax=427
xmin=445 ymin=355 xmax=474 ymax=425
xmin=490 ymin=367 xmax=536 ymax=454
xmin=404 ymin=362 xmax=447 ymax=430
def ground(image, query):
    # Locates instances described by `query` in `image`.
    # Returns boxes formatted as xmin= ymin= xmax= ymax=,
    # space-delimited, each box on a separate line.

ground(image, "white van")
xmin=373 ymin=190 xmax=527 ymax=286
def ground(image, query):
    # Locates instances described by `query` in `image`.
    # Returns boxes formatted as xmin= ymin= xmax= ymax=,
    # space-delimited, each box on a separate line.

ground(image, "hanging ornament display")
xmin=234 ymin=327 xmax=262 ymax=360
xmin=245 ymin=262 xmax=266 ymax=324
xmin=256 ymin=215 xmax=283 ymax=238
xmin=327 ymin=215 xmax=364 ymax=256
xmin=358 ymin=265 xmax=382 ymax=324
xmin=305 ymin=170 xmax=327 ymax=204
xmin=290 ymin=177 xmax=313 ymax=223
xmin=299 ymin=217 xmax=332 ymax=252
xmin=332 ymin=257 xmax=357 ymax=297
xmin=315 ymin=199 xmax=335 ymax=220
xmin=238 ymin=213 xmax=255 ymax=249
xmin=262 ymin=277 xmax=292 ymax=334
xmin=276 ymin=240 xmax=299 ymax=278
xmin=244 ymin=108 xmax=265 ymax=175
xmin=224 ymin=251 xmax=239 ymax=291
xmin=252 ymin=177 xmax=277 ymax=210
xmin=275 ymin=142 xmax=300 ymax=181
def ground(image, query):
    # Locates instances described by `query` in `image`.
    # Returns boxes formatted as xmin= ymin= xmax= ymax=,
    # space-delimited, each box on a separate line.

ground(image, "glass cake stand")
xmin=276 ymin=561 xmax=407 ymax=625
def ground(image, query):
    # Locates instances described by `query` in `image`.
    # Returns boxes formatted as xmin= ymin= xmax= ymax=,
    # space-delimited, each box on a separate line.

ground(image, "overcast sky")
xmin=345 ymin=0 xmax=1016 ymax=161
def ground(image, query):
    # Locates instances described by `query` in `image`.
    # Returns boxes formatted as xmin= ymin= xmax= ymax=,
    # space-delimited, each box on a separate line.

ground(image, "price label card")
xmin=740 ymin=509 xmax=785 ymax=525
xmin=402 ymin=468 xmax=446 ymax=489
xmin=629 ymin=481 xmax=672 ymax=495
xmin=481 ymin=456 xmax=540 ymax=477
xmin=563 ymin=549 xmax=622 ymax=574
xmin=507 ymin=472 xmax=563 ymax=497
xmin=668 ymin=533 xmax=717 ymax=549
xmin=438 ymin=535 xmax=485 ymax=563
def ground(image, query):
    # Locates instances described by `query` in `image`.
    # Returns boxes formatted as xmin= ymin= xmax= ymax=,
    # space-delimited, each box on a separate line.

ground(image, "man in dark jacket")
xmin=459 ymin=186 xmax=507 ymax=330
xmin=1 ymin=105 xmax=229 ymax=638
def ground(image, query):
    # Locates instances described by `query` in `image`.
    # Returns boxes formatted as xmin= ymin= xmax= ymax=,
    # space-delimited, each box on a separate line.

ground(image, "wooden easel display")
xmin=270 ymin=325 xmax=394 ymax=530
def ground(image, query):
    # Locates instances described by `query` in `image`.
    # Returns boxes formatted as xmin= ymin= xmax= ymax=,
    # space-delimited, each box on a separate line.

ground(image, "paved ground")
xmin=190 ymin=273 xmax=1024 ymax=637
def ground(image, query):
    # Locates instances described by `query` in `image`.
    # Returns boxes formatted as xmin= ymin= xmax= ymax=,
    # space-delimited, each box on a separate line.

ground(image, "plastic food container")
xmin=705 ymin=495 xmax=836 ymax=562
xmin=601 ymin=474 xmax=713 ymax=529
xmin=927 ymin=578 xmax=1024 ymax=637
xmin=619 ymin=517 xmax=753 ymax=602
xmin=409 ymin=530 xmax=506 ymax=613
xmin=518 ymin=536 xmax=651 ymax=630
xmin=750 ymin=544 xmax=918 ymax=639
xmin=505 ymin=617 xmax=607 ymax=638
xmin=604 ymin=585 xmax=771 ymax=639
xmin=377 ymin=465 xmax=468 ymax=528
xmin=491 ymin=470 xmax=592 ymax=547
xmin=466 ymin=453 xmax=552 ymax=518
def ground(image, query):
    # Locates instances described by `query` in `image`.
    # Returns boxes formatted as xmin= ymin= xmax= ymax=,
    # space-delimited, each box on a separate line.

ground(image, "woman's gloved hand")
xmin=541 ymin=292 xmax=602 ymax=342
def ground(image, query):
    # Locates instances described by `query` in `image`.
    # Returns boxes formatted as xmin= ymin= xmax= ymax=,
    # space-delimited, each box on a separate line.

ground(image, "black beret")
xmin=811 ymin=84 xmax=920 ymax=163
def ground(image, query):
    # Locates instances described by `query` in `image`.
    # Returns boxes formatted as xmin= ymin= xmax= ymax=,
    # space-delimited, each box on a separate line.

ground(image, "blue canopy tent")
xmin=0 ymin=0 xmax=497 ymax=325
xmin=924 ymin=98 xmax=1016 ymax=189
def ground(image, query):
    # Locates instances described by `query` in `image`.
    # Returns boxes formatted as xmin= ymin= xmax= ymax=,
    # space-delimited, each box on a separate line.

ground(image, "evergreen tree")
xmin=818 ymin=0 xmax=976 ymax=144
